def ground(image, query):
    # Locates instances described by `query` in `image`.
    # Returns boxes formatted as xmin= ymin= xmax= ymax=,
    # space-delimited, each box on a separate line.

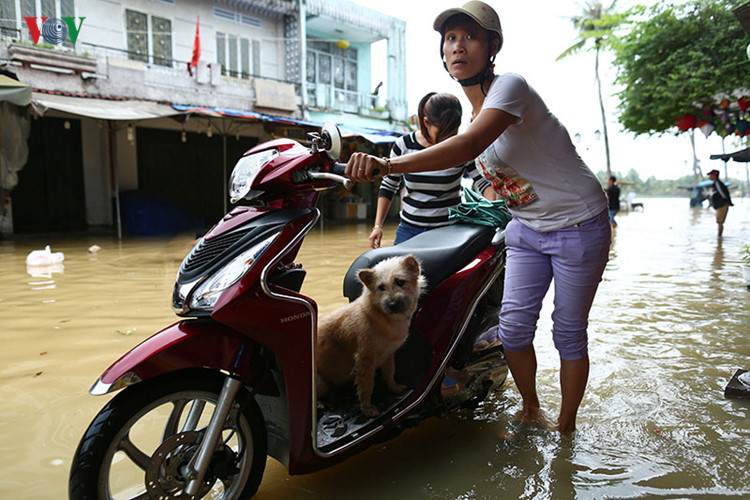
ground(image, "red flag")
xmin=190 ymin=16 xmax=200 ymax=68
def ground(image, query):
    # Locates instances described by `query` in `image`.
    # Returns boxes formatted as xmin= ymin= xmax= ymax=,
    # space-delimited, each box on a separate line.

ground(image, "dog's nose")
xmin=386 ymin=299 xmax=405 ymax=313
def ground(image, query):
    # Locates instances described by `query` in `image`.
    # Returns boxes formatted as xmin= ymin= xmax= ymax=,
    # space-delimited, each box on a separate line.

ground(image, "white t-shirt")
xmin=476 ymin=73 xmax=607 ymax=231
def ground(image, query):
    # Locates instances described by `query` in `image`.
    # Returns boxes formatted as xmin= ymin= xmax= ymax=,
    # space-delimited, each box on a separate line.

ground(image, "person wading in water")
xmin=346 ymin=1 xmax=611 ymax=436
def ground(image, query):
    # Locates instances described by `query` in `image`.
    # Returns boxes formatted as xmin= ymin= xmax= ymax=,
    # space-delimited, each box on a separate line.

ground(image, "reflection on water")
xmin=0 ymin=198 xmax=749 ymax=499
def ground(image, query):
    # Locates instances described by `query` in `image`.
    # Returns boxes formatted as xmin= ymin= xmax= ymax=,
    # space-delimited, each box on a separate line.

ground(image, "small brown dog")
xmin=316 ymin=255 xmax=426 ymax=417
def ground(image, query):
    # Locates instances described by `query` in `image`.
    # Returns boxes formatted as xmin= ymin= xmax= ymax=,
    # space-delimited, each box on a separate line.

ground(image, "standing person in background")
xmin=606 ymin=176 xmax=620 ymax=228
xmin=369 ymin=92 xmax=493 ymax=248
xmin=707 ymin=169 xmax=733 ymax=237
xmin=347 ymin=1 xmax=611 ymax=436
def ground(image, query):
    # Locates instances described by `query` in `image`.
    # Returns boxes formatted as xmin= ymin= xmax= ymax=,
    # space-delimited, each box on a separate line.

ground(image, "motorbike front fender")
xmin=90 ymin=319 xmax=259 ymax=395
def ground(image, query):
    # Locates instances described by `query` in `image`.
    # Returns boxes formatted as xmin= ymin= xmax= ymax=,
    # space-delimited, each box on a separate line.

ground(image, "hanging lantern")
xmin=675 ymin=113 xmax=697 ymax=131
xmin=337 ymin=39 xmax=350 ymax=50
xmin=699 ymin=121 xmax=716 ymax=138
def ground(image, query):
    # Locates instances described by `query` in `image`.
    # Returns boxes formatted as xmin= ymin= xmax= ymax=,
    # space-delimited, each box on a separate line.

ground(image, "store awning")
xmin=172 ymin=103 xmax=400 ymax=144
xmin=710 ymin=147 xmax=750 ymax=163
xmin=172 ymin=103 xmax=320 ymax=126
xmin=338 ymin=125 xmax=401 ymax=144
xmin=0 ymin=75 xmax=32 ymax=106
xmin=25 ymin=93 xmax=400 ymax=143
xmin=32 ymin=92 xmax=180 ymax=120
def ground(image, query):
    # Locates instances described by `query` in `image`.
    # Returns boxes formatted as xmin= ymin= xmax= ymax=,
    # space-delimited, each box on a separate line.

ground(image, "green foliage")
xmin=741 ymin=244 xmax=750 ymax=264
xmin=18 ymin=39 xmax=55 ymax=50
xmin=613 ymin=0 xmax=749 ymax=136
xmin=558 ymin=1 xmax=628 ymax=177
xmin=557 ymin=1 xmax=629 ymax=60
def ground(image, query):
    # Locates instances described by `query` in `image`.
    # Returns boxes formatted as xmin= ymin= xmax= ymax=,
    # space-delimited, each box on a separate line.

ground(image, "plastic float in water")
xmin=26 ymin=245 xmax=65 ymax=267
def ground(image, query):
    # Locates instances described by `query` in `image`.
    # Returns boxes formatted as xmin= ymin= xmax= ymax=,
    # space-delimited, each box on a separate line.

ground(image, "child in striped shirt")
xmin=369 ymin=92 xmax=493 ymax=248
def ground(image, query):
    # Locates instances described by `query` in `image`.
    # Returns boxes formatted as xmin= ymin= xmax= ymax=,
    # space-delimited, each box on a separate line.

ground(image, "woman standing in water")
xmin=369 ymin=91 xmax=492 ymax=248
xmin=346 ymin=1 xmax=610 ymax=435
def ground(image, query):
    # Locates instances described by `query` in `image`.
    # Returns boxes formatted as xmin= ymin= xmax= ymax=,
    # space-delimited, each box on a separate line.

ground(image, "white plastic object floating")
xmin=26 ymin=245 xmax=65 ymax=266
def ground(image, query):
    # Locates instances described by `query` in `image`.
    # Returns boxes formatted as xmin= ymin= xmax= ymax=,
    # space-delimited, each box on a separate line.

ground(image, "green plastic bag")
xmin=448 ymin=188 xmax=513 ymax=229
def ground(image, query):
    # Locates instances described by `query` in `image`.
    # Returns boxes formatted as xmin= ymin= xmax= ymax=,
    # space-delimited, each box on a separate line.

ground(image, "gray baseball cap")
xmin=433 ymin=0 xmax=503 ymax=50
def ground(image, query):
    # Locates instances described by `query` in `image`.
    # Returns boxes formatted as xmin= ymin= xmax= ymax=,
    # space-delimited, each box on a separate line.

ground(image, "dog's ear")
xmin=403 ymin=255 xmax=421 ymax=277
xmin=358 ymin=268 xmax=375 ymax=289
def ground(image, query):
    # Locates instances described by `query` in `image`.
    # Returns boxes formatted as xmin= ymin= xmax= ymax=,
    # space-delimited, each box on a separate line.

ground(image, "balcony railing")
xmin=1 ymin=30 xmax=407 ymax=121
xmin=306 ymin=83 xmax=407 ymax=121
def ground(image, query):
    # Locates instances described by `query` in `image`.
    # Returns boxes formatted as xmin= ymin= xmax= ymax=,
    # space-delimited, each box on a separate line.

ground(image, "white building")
xmin=0 ymin=0 xmax=407 ymax=236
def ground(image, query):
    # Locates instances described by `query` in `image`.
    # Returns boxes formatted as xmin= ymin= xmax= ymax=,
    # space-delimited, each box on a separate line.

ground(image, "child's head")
xmin=417 ymin=92 xmax=463 ymax=145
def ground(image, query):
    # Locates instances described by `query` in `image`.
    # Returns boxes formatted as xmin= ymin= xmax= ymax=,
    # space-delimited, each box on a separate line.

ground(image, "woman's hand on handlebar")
xmin=346 ymin=152 xmax=387 ymax=182
xmin=368 ymin=226 xmax=383 ymax=249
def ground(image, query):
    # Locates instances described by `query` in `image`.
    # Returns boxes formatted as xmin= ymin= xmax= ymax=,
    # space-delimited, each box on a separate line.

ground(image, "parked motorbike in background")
xmin=69 ymin=123 xmax=508 ymax=499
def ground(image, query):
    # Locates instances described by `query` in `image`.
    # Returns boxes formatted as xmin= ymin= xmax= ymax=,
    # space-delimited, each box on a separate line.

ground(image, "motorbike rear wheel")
xmin=69 ymin=370 xmax=267 ymax=499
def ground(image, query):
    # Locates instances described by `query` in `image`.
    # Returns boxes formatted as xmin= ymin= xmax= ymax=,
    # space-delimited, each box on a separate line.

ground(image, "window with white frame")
xmin=125 ymin=8 xmax=173 ymax=67
xmin=216 ymin=31 xmax=260 ymax=79
xmin=1 ymin=0 xmax=75 ymax=45
xmin=306 ymin=39 xmax=358 ymax=111
xmin=151 ymin=16 xmax=172 ymax=66
xmin=213 ymin=7 xmax=261 ymax=29
xmin=0 ymin=0 xmax=17 ymax=35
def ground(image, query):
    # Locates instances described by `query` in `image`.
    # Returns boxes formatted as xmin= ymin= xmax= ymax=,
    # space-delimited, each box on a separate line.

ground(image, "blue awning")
xmin=337 ymin=125 xmax=401 ymax=144
xmin=171 ymin=103 xmax=400 ymax=144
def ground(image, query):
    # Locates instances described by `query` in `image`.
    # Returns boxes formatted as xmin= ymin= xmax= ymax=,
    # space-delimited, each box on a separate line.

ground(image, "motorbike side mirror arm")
xmin=307 ymin=132 xmax=322 ymax=154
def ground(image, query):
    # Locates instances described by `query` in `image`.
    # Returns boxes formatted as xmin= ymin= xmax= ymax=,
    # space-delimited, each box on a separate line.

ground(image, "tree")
xmin=557 ymin=1 xmax=627 ymax=179
xmin=612 ymin=0 xmax=749 ymax=183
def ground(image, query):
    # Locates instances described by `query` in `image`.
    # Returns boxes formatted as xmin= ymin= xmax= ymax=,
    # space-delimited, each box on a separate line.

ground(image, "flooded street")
xmin=1 ymin=197 xmax=749 ymax=499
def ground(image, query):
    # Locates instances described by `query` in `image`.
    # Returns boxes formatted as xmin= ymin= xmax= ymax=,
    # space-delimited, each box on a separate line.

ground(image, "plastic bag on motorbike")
xmin=449 ymin=188 xmax=512 ymax=229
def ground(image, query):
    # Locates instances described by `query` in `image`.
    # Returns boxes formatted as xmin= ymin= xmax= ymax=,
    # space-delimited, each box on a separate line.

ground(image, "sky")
xmin=348 ymin=0 xmax=747 ymax=181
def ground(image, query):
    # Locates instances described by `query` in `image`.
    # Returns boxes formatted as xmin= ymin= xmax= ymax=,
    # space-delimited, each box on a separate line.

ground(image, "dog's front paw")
xmin=360 ymin=403 xmax=380 ymax=417
xmin=388 ymin=382 xmax=407 ymax=394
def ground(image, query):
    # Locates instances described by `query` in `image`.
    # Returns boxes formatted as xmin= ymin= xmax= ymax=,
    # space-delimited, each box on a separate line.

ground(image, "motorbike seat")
xmin=343 ymin=223 xmax=502 ymax=302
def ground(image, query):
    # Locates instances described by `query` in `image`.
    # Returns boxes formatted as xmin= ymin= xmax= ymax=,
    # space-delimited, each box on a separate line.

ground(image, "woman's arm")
xmin=346 ymin=108 xmax=517 ymax=182
xmin=369 ymin=196 xmax=392 ymax=248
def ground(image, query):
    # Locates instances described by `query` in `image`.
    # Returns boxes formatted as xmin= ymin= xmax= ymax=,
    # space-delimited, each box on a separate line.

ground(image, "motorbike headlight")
xmin=188 ymin=233 xmax=278 ymax=311
xmin=229 ymin=149 xmax=279 ymax=203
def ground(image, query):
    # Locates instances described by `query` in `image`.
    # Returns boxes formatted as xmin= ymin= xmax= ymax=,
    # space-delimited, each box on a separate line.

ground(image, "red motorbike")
xmin=69 ymin=123 xmax=508 ymax=499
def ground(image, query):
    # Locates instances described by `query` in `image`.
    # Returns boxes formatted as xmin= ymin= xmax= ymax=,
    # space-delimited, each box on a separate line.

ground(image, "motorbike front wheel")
xmin=69 ymin=369 xmax=267 ymax=499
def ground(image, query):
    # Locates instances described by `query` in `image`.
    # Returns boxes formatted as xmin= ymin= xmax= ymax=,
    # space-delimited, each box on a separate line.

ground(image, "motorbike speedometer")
xmin=229 ymin=149 xmax=279 ymax=203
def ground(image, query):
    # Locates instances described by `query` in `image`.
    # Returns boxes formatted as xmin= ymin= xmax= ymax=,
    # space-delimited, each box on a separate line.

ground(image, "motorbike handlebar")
xmin=330 ymin=162 xmax=348 ymax=176
xmin=330 ymin=161 xmax=381 ymax=178
xmin=309 ymin=163 xmax=352 ymax=189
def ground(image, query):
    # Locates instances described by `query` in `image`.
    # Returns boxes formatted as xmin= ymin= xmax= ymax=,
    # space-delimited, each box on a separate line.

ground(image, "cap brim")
xmin=433 ymin=8 xmax=470 ymax=32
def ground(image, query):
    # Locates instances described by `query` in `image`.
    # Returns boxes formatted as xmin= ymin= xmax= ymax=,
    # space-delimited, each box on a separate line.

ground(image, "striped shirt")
xmin=378 ymin=132 xmax=490 ymax=228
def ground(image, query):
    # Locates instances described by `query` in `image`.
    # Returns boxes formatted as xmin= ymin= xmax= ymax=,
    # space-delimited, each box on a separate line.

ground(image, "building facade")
xmin=0 ymin=0 xmax=407 ymax=236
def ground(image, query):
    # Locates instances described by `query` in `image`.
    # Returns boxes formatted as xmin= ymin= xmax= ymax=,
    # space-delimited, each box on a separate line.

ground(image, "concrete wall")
xmin=80 ymin=117 xmax=111 ymax=226
xmin=79 ymin=0 xmax=285 ymax=80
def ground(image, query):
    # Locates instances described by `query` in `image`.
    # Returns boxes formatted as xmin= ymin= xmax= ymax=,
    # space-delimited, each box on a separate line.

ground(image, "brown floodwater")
xmin=1 ymin=198 xmax=749 ymax=499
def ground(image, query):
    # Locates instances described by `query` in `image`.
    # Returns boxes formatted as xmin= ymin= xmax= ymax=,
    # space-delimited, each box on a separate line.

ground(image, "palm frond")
xmin=556 ymin=39 xmax=587 ymax=61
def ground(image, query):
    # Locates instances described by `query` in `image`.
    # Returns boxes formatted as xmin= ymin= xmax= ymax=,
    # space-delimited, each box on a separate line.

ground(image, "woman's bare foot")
xmin=514 ymin=406 xmax=553 ymax=430
xmin=554 ymin=422 xmax=576 ymax=438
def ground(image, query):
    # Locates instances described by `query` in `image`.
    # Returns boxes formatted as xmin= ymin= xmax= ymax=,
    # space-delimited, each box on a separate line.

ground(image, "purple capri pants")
xmin=499 ymin=209 xmax=611 ymax=360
